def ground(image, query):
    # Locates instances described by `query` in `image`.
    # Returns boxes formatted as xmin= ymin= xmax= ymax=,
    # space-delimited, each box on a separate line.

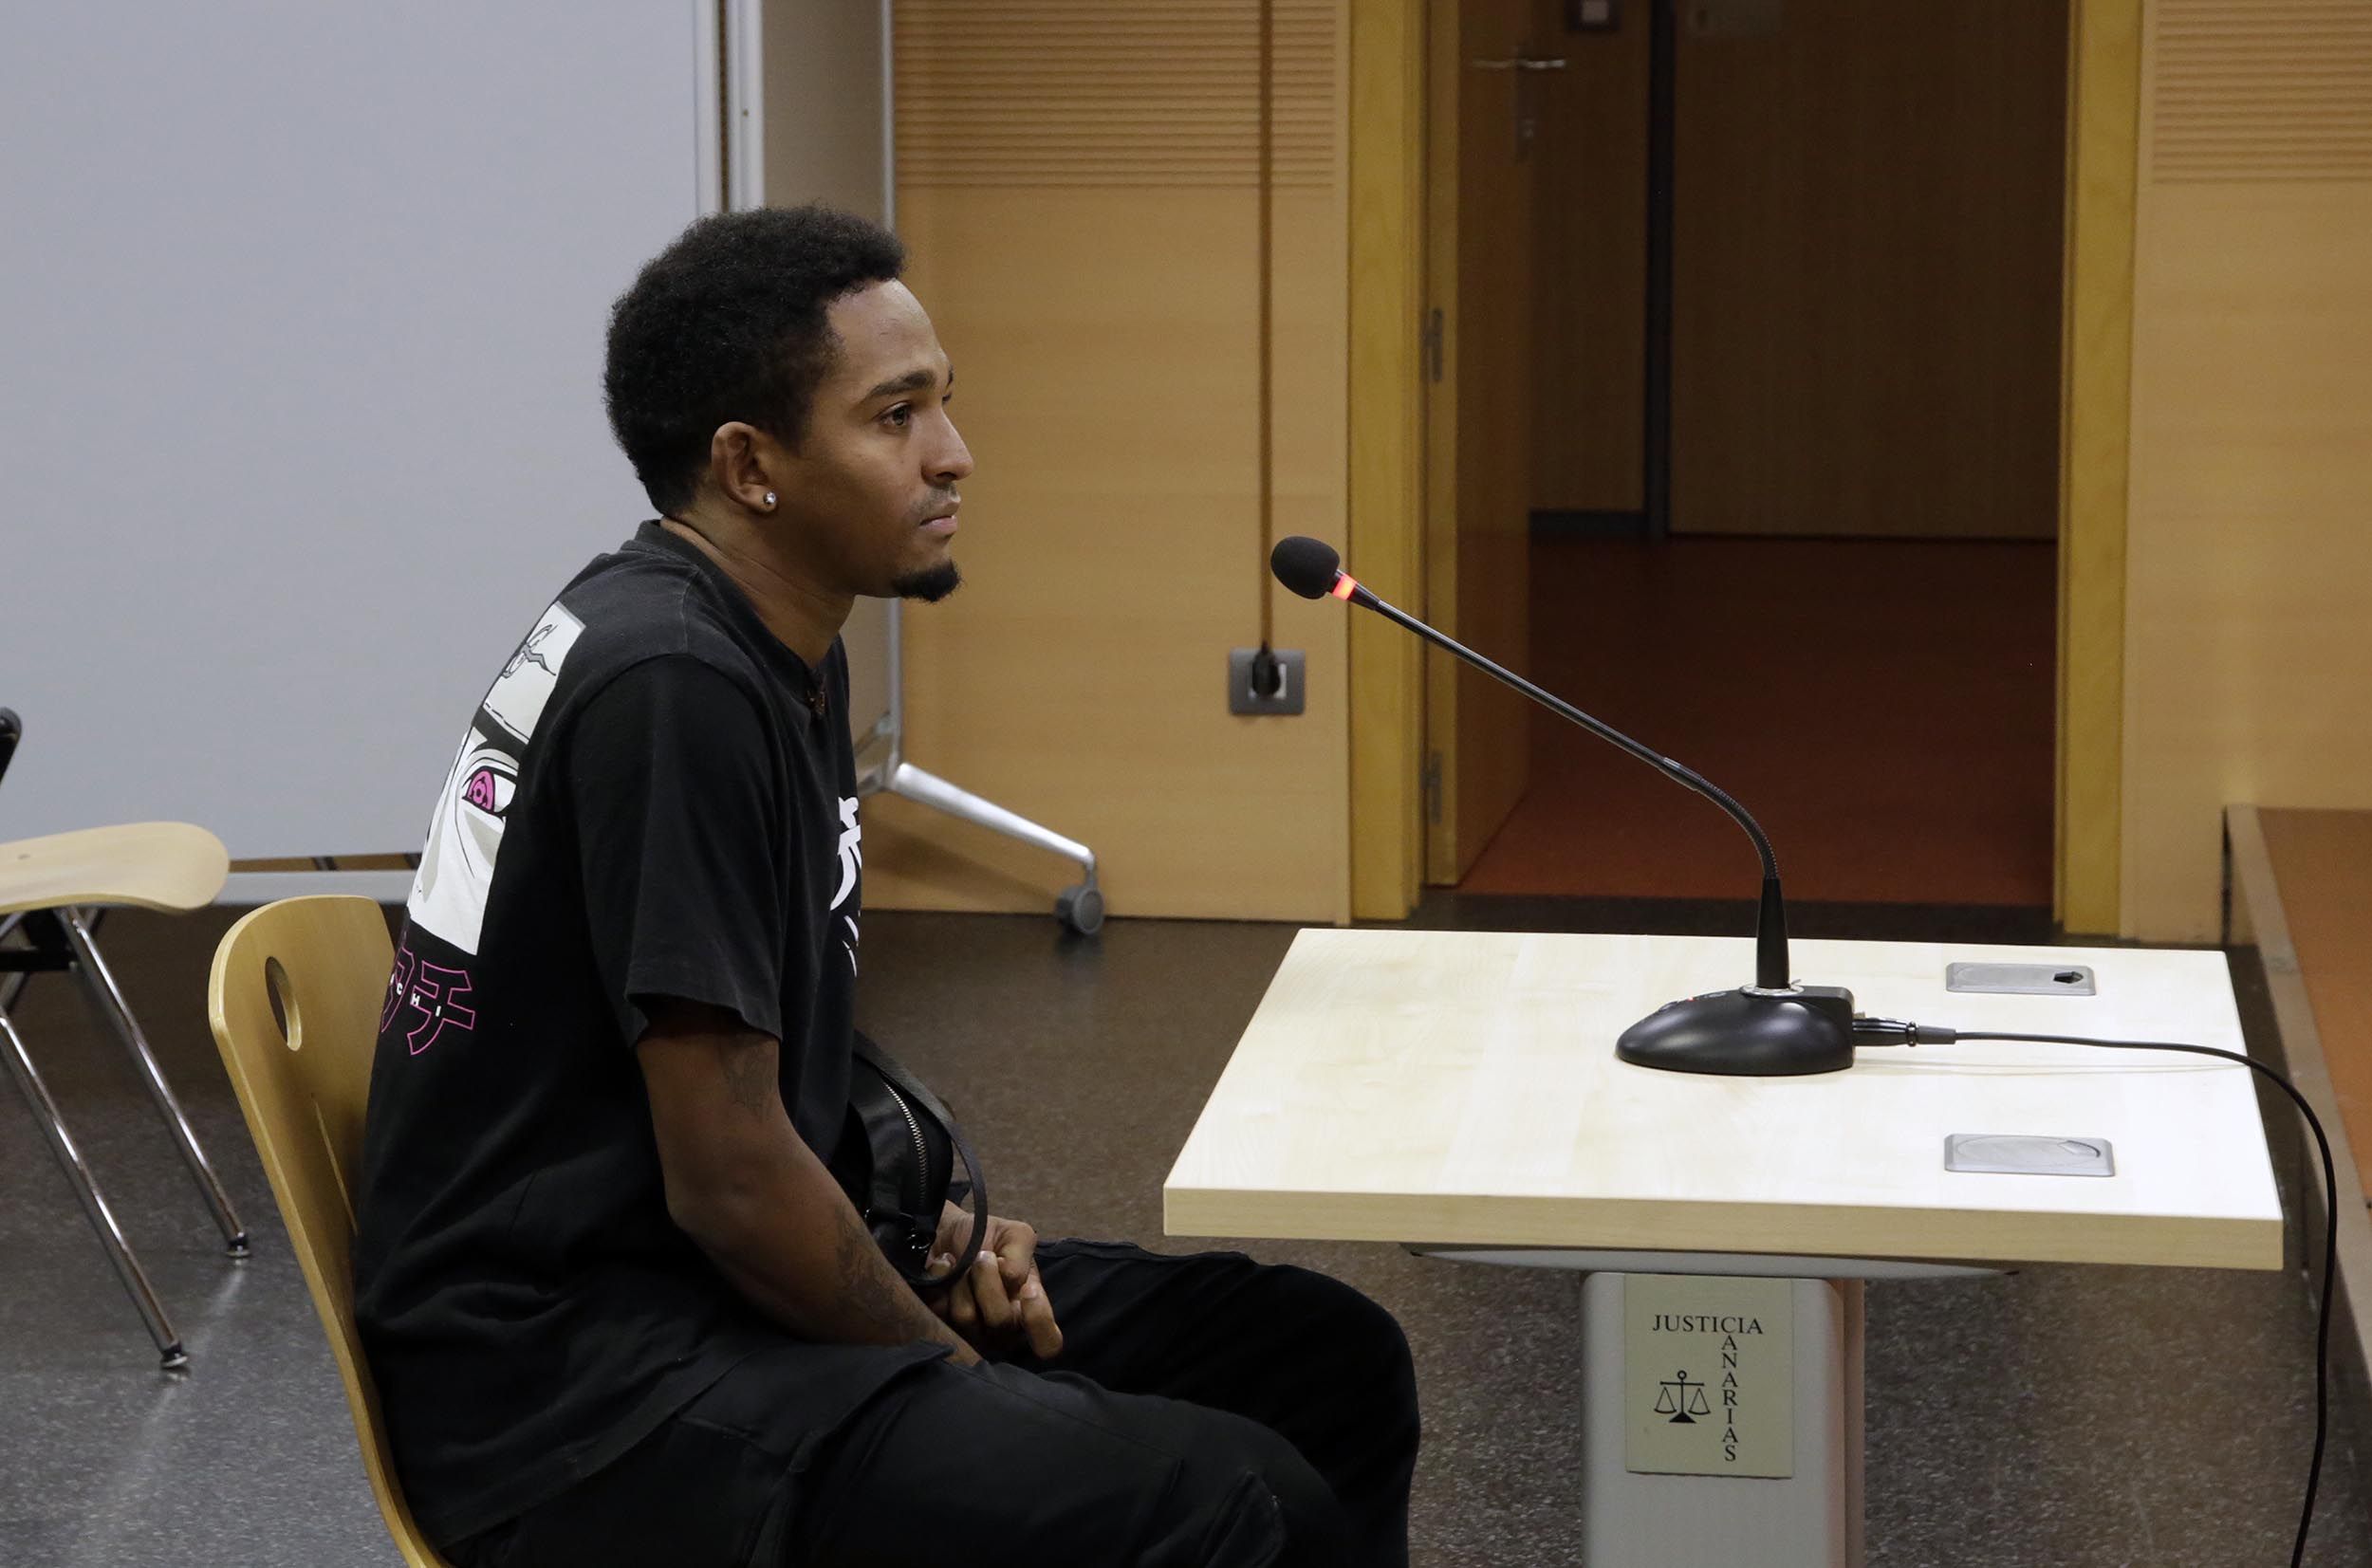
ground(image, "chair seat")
xmin=0 ymin=823 xmax=229 ymax=917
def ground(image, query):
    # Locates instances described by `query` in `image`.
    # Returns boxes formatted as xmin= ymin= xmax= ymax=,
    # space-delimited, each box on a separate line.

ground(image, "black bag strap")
xmin=852 ymin=1031 xmax=989 ymax=1298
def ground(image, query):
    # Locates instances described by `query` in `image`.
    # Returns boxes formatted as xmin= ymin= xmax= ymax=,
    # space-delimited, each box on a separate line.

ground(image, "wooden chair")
xmin=1 ymin=707 xmax=248 ymax=1369
xmin=207 ymin=895 xmax=451 ymax=1567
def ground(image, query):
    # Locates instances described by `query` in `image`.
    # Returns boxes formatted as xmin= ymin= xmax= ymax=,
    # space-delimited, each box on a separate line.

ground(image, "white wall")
xmin=0 ymin=4 xmax=708 ymax=858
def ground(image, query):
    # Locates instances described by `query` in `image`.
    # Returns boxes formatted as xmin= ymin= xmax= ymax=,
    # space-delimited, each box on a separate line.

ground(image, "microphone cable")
xmin=1850 ymin=1020 xmax=2335 ymax=1568
xmin=1248 ymin=0 xmax=1282 ymax=700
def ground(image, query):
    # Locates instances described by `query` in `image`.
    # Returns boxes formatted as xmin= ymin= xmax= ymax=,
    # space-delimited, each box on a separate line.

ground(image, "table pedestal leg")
xmin=1581 ymin=1272 xmax=1864 ymax=1567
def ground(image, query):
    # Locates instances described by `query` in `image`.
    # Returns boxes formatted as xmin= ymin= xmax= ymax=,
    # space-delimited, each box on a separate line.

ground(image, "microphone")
xmin=1272 ymin=535 xmax=1856 ymax=1076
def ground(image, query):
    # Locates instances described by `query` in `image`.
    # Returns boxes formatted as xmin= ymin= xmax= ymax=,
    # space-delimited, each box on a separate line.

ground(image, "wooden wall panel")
xmin=2151 ymin=0 xmax=2372 ymax=182
xmin=2120 ymin=0 xmax=2372 ymax=942
xmin=863 ymin=4 xmax=1350 ymax=924
xmin=1669 ymin=0 xmax=2068 ymax=538
xmin=1529 ymin=0 xmax=1649 ymax=514
xmin=896 ymin=0 xmax=1335 ymax=188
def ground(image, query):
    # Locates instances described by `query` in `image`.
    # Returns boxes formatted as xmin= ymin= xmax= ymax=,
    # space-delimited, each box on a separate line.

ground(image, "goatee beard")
xmin=890 ymin=562 xmax=962 ymax=603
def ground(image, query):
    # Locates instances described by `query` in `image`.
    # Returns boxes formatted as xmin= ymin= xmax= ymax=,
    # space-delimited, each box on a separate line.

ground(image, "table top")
xmin=1162 ymin=931 xmax=2285 ymax=1270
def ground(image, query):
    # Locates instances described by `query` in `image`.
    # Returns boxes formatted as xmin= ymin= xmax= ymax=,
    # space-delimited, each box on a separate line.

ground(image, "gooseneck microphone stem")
xmin=1348 ymin=583 xmax=1792 ymax=992
xmin=1271 ymin=533 xmax=1844 ymax=1073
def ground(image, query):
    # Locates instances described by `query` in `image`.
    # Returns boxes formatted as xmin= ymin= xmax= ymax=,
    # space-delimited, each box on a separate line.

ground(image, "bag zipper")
xmin=887 ymin=1082 xmax=930 ymax=1219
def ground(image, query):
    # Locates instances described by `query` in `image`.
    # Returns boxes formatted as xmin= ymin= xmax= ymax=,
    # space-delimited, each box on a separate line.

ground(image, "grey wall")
xmin=0 ymin=3 xmax=707 ymax=858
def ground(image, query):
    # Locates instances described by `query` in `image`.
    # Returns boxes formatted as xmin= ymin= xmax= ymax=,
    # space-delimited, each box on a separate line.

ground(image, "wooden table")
xmin=1164 ymin=931 xmax=2286 ymax=1565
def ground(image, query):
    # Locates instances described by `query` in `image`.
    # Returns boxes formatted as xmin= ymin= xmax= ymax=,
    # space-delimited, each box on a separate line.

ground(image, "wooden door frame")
xmin=2056 ymin=0 xmax=2140 ymax=937
xmin=1345 ymin=0 xmax=2139 ymax=932
xmin=1347 ymin=0 xmax=1429 ymax=921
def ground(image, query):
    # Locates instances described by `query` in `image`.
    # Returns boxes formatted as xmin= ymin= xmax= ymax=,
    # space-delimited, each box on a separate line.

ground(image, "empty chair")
xmin=1 ymin=705 xmax=247 ymax=1369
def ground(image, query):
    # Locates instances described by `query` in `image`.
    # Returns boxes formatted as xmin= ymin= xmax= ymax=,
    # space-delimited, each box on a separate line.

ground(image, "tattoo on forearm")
xmin=714 ymin=1039 xmax=779 ymax=1114
xmin=834 ymin=1203 xmax=941 ymax=1340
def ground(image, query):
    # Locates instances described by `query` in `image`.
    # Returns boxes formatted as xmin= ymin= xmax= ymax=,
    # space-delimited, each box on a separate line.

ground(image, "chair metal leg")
xmin=0 ymin=911 xmax=29 ymax=1014
xmin=881 ymin=761 xmax=1096 ymax=873
xmin=58 ymin=909 xmax=249 ymax=1257
xmin=0 ymin=1007 xmax=188 ymax=1370
xmin=876 ymin=761 xmax=1105 ymax=934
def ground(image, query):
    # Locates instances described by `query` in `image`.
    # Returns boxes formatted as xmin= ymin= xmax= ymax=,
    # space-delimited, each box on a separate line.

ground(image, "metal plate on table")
xmin=1945 ymin=1134 xmax=2115 ymax=1177
xmin=1945 ymin=962 xmax=2096 ymax=996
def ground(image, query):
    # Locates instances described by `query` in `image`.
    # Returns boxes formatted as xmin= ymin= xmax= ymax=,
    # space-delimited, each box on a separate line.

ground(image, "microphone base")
xmin=1616 ymin=986 xmax=1858 ymax=1077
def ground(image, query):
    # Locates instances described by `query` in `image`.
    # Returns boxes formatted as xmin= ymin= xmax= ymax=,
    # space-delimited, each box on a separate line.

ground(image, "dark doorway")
xmin=1453 ymin=0 xmax=2065 ymax=913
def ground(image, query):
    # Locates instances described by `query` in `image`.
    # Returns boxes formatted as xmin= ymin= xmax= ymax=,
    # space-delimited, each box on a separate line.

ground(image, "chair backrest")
xmin=207 ymin=895 xmax=451 ymax=1568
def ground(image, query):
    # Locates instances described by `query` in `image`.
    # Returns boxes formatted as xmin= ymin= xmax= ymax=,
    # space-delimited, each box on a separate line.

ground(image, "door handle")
xmin=1471 ymin=52 xmax=1569 ymax=161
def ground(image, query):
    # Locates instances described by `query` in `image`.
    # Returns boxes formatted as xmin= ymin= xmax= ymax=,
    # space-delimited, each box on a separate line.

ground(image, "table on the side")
xmin=1162 ymin=931 xmax=2285 ymax=1566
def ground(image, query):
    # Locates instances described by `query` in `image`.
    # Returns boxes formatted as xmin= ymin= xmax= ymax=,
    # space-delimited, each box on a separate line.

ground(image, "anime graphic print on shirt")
xmin=408 ymin=602 xmax=585 ymax=956
xmin=835 ymin=793 xmax=862 ymax=976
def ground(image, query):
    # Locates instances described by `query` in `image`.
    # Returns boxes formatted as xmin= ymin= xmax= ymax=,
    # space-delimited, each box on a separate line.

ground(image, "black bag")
xmin=828 ymin=1031 xmax=987 ymax=1298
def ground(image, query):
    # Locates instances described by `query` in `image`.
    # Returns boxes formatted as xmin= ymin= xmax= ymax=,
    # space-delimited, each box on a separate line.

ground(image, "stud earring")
xmin=763 ymin=491 xmax=777 ymax=507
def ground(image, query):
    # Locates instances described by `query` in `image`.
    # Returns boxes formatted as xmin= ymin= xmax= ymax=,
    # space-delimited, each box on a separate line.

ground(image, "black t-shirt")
xmin=353 ymin=522 xmax=943 ymax=1546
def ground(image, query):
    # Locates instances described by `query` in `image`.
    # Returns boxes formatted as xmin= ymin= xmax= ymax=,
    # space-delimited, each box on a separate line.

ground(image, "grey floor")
xmin=2 ymin=901 xmax=2365 ymax=1566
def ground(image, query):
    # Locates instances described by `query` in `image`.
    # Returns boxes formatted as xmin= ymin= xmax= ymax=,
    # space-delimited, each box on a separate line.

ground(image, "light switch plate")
xmin=1229 ymin=648 xmax=1306 ymax=715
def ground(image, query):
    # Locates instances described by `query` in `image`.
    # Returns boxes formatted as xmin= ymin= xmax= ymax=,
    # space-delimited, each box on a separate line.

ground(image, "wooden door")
xmin=1424 ymin=0 xmax=1538 ymax=883
xmin=1670 ymin=0 xmax=2067 ymax=538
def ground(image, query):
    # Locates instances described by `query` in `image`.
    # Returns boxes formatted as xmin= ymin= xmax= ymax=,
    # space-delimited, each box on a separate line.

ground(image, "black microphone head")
xmin=1270 ymin=535 xmax=1343 ymax=600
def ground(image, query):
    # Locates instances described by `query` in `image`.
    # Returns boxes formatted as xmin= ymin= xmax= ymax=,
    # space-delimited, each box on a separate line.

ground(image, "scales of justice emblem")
xmin=1655 ymin=1370 xmax=1713 ymax=1425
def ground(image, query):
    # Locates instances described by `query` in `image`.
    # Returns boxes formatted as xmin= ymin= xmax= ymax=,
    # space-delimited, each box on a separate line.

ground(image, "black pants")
xmin=449 ymin=1240 xmax=1421 ymax=1567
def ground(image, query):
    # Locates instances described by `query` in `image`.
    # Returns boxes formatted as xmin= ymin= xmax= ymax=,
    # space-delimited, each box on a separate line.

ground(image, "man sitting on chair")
xmin=353 ymin=205 xmax=1421 ymax=1568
